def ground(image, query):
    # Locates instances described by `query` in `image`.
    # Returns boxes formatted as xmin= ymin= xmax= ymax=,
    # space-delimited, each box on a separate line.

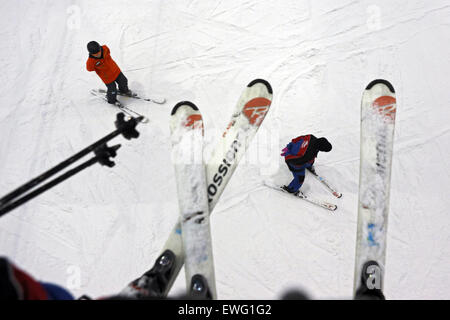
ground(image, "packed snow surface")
xmin=0 ymin=0 xmax=449 ymax=299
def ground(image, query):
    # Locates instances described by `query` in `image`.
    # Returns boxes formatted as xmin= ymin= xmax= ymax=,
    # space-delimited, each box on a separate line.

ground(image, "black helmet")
xmin=316 ymin=137 xmax=332 ymax=152
xmin=87 ymin=41 xmax=101 ymax=54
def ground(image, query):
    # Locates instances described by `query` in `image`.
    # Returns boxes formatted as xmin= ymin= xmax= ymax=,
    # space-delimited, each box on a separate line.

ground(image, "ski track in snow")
xmin=0 ymin=0 xmax=449 ymax=299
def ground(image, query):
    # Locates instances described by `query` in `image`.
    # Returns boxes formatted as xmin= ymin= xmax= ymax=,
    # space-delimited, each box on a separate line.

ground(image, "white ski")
xmin=170 ymin=101 xmax=216 ymax=299
xmin=263 ymin=180 xmax=337 ymax=211
xmin=353 ymin=79 xmax=397 ymax=297
xmin=95 ymin=88 xmax=166 ymax=104
xmin=90 ymin=89 xmax=149 ymax=123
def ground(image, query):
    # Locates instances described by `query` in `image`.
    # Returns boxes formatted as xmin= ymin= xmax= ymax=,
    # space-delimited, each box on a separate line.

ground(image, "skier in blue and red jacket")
xmin=281 ymin=134 xmax=332 ymax=194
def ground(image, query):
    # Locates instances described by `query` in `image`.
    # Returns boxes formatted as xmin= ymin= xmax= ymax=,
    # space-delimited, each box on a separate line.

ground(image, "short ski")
xmin=129 ymin=79 xmax=272 ymax=298
xmin=95 ymin=88 xmax=166 ymax=104
xmin=307 ymin=168 xmax=342 ymax=198
xmin=90 ymin=89 xmax=149 ymax=123
xmin=170 ymin=101 xmax=216 ymax=299
xmin=353 ymin=79 xmax=397 ymax=299
xmin=263 ymin=181 xmax=337 ymax=211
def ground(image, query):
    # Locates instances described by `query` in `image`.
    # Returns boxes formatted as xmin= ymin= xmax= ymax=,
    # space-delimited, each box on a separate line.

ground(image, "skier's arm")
xmin=86 ymin=59 xmax=95 ymax=72
xmin=286 ymin=157 xmax=307 ymax=167
xmin=286 ymin=149 xmax=318 ymax=166
xmin=103 ymin=45 xmax=110 ymax=57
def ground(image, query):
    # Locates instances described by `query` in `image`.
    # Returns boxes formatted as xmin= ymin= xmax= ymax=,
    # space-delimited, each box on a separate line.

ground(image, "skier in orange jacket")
xmin=86 ymin=41 xmax=130 ymax=105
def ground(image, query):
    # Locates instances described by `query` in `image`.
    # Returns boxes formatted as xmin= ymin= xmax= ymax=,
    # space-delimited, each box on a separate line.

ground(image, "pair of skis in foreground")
xmin=120 ymin=79 xmax=273 ymax=299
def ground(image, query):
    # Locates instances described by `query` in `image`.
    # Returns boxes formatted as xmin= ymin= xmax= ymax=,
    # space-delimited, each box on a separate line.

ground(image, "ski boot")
xmin=282 ymin=185 xmax=300 ymax=196
xmin=119 ymin=89 xmax=138 ymax=97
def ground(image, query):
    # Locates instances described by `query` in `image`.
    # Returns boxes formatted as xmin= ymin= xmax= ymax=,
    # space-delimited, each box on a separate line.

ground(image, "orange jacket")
xmin=86 ymin=45 xmax=121 ymax=84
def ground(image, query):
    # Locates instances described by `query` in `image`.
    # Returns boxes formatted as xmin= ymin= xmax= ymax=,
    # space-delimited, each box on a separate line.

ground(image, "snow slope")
xmin=1 ymin=0 xmax=449 ymax=299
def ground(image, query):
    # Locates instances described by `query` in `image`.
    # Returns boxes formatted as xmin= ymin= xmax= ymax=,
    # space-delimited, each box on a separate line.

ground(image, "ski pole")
xmin=0 ymin=113 xmax=142 ymax=216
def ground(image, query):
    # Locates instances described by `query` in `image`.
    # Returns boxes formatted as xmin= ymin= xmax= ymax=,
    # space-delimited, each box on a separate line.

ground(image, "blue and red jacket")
xmin=281 ymin=134 xmax=321 ymax=170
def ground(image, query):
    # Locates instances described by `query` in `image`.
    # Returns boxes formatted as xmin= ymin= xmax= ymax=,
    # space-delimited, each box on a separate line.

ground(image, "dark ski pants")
xmin=287 ymin=162 xmax=314 ymax=192
xmin=105 ymin=72 xmax=129 ymax=104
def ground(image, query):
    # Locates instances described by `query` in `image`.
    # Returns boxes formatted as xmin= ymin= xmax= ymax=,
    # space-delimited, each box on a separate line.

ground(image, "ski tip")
xmin=171 ymin=101 xmax=198 ymax=115
xmin=247 ymin=79 xmax=273 ymax=94
xmin=365 ymin=79 xmax=395 ymax=93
